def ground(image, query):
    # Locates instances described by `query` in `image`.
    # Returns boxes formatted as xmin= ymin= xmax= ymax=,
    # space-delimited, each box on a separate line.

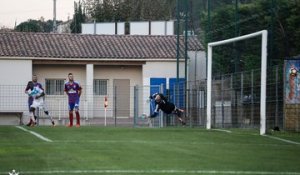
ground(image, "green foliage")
xmin=15 ymin=19 xmax=59 ymax=33
xmin=200 ymin=0 xmax=300 ymax=74
xmin=15 ymin=20 xmax=42 ymax=32
xmin=70 ymin=1 xmax=86 ymax=33
xmin=85 ymin=0 xmax=176 ymax=22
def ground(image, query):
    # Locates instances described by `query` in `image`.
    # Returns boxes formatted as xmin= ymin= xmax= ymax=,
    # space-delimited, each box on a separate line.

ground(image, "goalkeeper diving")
xmin=149 ymin=93 xmax=186 ymax=125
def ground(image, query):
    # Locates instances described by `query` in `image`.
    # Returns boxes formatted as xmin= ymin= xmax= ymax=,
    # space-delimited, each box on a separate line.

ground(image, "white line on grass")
xmin=15 ymin=126 xmax=53 ymax=142
xmin=53 ymin=139 xmax=298 ymax=147
xmin=3 ymin=169 xmax=300 ymax=174
xmin=211 ymin=129 xmax=232 ymax=133
xmin=263 ymin=135 xmax=300 ymax=145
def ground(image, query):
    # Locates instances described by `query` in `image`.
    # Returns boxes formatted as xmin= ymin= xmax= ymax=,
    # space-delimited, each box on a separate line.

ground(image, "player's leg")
xmin=43 ymin=111 xmax=55 ymax=126
xmin=74 ymin=99 xmax=80 ymax=127
xmin=174 ymin=107 xmax=186 ymax=125
xmin=26 ymin=99 xmax=35 ymax=126
xmin=43 ymin=102 xmax=55 ymax=126
xmin=29 ymin=100 xmax=41 ymax=126
xmin=68 ymin=103 xmax=75 ymax=127
xmin=29 ymin=106 xmax=36 ymax=127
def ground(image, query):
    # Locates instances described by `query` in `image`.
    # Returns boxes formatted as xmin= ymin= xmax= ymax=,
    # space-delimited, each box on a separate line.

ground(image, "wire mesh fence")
xmin=0 ymin=65 xmax=297 ymax=132
xmin=187 ymin=65 xmax=285 ymax=132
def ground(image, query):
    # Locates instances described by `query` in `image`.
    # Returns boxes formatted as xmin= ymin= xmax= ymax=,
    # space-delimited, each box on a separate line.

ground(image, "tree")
xmin=199 ymin=0 xmax=300 ymax=73
xmin=15 ymin=20 xmax=43 ymax=32
xmin=70 ymin=1 xmax=86 ymax=33
xmin=85 ymin=0 xmax=177 ymax=22
xmin=14 ymin=19 xmax=60 ymax=33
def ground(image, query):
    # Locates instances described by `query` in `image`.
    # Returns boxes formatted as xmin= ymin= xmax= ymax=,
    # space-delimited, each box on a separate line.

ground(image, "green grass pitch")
xmin=0 ymin=126 xmax=300 ymax=175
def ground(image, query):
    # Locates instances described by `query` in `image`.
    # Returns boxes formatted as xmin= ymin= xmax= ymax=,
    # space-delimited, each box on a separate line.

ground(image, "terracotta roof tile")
xmin=0 ymin=32 xmax=204 ymax=59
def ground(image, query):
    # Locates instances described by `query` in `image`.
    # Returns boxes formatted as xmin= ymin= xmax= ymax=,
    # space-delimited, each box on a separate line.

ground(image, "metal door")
xmin=113 ymin=79 xmax=130 ymax=117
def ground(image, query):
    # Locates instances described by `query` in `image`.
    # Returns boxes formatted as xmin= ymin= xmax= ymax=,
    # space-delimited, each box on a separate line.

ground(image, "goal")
xmin=206 ymin=30 xmax=268 ymax=135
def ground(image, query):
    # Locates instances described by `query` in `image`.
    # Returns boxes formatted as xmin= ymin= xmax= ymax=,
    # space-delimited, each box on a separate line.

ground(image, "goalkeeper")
xmin=149 ymin=93 xmax=186 ymax=125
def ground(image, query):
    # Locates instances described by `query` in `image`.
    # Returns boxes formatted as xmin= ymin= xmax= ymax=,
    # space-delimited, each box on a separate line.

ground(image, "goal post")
xmin=206 ymin=30 xmax=268 ymax=135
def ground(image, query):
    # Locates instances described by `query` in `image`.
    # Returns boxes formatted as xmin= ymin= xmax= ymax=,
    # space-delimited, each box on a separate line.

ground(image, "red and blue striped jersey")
xmin=64 ymin=81 xmax=82 ymax=103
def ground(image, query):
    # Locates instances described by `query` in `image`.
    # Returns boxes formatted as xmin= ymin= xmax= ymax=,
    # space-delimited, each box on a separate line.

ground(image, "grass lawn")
xmin=0 ymin=126 xmax=300 ymax=175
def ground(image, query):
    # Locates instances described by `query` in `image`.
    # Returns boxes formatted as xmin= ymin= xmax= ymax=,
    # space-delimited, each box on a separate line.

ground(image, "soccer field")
xmin=0 ymin=126 xmax=300 ymax=175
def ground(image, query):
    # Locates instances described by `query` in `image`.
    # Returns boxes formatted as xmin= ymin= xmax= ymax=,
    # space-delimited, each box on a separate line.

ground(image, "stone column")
xmin=86 ymin=64 xmax=94 ymax=119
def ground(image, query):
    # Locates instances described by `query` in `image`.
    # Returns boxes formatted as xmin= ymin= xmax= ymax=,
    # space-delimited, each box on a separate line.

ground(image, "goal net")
xmin=206 ymin=30 xmax=268 ymax=135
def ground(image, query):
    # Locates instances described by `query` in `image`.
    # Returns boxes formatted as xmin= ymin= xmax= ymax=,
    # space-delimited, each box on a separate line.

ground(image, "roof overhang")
xmin=0 ymin=56 xmax=185 ymax=65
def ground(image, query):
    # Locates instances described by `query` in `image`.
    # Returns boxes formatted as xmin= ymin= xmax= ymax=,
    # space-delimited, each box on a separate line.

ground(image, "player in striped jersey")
xmin=64 ymin=73 xmax=82 ymax=127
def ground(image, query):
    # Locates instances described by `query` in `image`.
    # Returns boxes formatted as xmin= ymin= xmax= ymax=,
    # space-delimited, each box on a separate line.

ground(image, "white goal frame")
xmin=206 ymin=30 xmax=268 ymax=135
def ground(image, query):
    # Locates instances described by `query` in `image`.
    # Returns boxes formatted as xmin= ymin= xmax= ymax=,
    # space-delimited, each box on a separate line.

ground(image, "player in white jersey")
xmin=26 ymin=81 xmax=55 ymax=127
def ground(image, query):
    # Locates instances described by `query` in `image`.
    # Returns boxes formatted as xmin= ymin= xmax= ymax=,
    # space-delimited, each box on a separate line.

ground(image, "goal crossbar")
xmin=206 ymin=30 xmax=268 ymax=135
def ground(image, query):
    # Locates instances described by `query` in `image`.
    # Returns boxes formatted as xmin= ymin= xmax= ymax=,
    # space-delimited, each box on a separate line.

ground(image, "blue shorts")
xmin=68 ymin=99 xmax=80 ymax=111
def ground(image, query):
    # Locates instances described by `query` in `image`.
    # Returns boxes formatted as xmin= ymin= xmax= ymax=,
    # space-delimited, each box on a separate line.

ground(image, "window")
xmin=94 ymin=79 xmax=108 ymax=95
xmin=45 ymin=79 xmax=65 ymax=95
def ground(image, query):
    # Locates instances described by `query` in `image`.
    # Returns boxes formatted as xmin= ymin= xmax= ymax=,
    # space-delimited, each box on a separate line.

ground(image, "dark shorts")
xmin=68 ymin=99 xmax=80 ymax=111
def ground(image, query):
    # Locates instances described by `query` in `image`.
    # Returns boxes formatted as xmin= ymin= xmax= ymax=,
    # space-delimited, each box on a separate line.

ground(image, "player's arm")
xmin=25 ymin=81 xmax=33 ymax=95
xmin=38 ymin=83 xmax=44 ymax=90
xmin=150 ymin=104 xmax=160 ymax=118
xmin=35 ymin=92 xmax=45 ymax=99
xmin=149 ymin=92 xmax=159 ymax=99
xmin=25 ymin=87 xmax=29 ymax=94
xmin=78 ymin=84 xmax=82 ymax=97
xmin=64 ymin=83 xmax=68 ymax=95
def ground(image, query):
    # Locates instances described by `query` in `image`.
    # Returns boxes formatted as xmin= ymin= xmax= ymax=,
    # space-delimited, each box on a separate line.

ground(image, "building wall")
xmin=151 ymin=21 xmax=174 ymax=35
xmin=0 ymin=58 xmax=206 ymax=123
xmin=33 ymin=64 xmax=86 ymax=120
xmin=143 ymin=61 xmax=185 ymax=86
xmin=33 ymin=64 xmax=86 ymax=86
xmin=142 ymin=61 xmax=185 ymax=115
xmin=0 ymin=59 xmax=32 ymax=85
xmin=57 ymin=22 xmax=71 ymax=33
xmin=81 ymin=21 xmax=174 ymax=35
xmin=0 ymin=59 xmax=32 ymax=112
xmin=188 ymin=51 xmax=206 ymax=82
xmin=130 ymin=22 xmax=149 ymax=35
xmin=94 ymin=65 xmax=143 ymax=118
xmin=82 ymin=22 xmax=125 ymax=35
xmin=33 ymin=64 xmax=143 ymax=119
xmin=94 ymin=65 xmax=142 ymax=87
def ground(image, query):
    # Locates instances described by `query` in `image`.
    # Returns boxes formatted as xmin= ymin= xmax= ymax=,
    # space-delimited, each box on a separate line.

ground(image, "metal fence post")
xmin=133 ymin=85 xmax=138 ymax=127
xmin=275 ymin=65 xmax=279 ymax=128
xmin=221 ymin=75 xmax=225 ymax=128
xmin=240 ymin=72 xmax=244 ymax=127
xmin=251 ymin=69 xmax=254 ymax=127
xmin=114 ymin=86 xmax=117 ymax=127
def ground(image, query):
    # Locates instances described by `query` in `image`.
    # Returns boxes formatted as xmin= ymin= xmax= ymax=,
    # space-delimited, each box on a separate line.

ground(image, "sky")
xmin=0 ymin=0 xmax=77 ymax=28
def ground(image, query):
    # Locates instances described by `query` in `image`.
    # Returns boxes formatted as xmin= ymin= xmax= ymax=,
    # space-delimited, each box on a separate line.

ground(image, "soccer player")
xmin=25 ymin=81 xmax=55 ymax=127
xmin=149 ymin=92 xmax=186 ymax=125
xmin=24 ymin=75 xmax=43 ymax=125
xmin=64 ymin=73 xmax=82 ymax=127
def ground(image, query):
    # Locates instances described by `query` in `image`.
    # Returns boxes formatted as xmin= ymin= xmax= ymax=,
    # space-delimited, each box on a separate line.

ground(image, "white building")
xmin=82 ymin=21 xmax=174 ymax=35
xmin=0 ymin=32 xmax=205 ymax=125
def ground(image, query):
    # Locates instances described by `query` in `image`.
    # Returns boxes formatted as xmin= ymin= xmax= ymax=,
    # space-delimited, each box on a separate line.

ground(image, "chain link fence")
xmin=0 ymin=65 xmax=297 ymax=132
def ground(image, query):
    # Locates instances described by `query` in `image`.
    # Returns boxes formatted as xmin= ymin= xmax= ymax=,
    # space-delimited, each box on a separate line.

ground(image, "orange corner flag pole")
xmin=104 ymin=96 xmax=108 ymax=126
